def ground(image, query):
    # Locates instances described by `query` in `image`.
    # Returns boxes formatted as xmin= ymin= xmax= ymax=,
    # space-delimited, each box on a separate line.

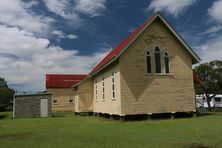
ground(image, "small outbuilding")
xmin=46 ymin=74 xmax=87 ymax=112
xmin=13 ymin=93 xmax=52 ymax=118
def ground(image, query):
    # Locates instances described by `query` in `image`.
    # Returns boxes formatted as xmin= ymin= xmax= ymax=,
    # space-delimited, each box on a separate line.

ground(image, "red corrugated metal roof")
xmin=71 ymin=12 xmax=200 ymax=87
xmin=88 ymin=12 xmax=200 ymax=77
xmin=89 ymin=13 xmax=156 ymax=76
xmin=46 ymin=74 xmax=87 ymax=88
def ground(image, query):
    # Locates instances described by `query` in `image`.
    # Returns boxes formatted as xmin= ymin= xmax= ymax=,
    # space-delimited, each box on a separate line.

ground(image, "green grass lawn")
xmin=0 ymin=112 xmax=222 ymax=148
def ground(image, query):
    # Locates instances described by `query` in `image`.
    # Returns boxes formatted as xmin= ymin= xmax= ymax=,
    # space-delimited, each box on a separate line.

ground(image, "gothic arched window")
xmin=146 ymin=50 xmax=151 ymax=73
xmin=155 ymin=47 xmax=161 ymax=73
xmin=164 ymin=52 xmax=169 ymax=73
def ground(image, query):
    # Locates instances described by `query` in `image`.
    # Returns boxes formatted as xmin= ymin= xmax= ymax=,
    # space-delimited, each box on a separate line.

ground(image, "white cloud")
xmin=43 ymin=0 xmax=68 ymax=15
xmin=0 ymin=25 xmax=108 ymax=92
xmin=22 ymin=1 xmax=39 ymax=9
xmin=0 ymin=0 xmax=53 ymax=33
xmin=198 ymin=25 xmax=222 ymax=36
xmin=52 ymin=30 xmax=78 ymax=39
xmin=0 ymin=0 xmax=109 ymax=92
xmin=44 ymin=0 xmax=106 ymax=20
xmin=195 ymin=34 xmax=222 ymax=63
xmin=195 ymin=0 xmax=222 ymax=63
xmin=208 ymin=0 xmax=222 ymax=23
xmin=43 ymin=0 xmax=82 ymax=24
xmin=67 ymin=34 xmax=78 ymax=39
xmin=74 ymin=0 xmax=106 ymax=17
xmin=147 ymin=0 xmax=197 ymax=17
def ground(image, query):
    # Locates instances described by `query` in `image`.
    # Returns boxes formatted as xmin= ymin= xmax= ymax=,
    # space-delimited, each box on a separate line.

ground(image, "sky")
xmin=0 ymin=0 xmax=222 ymax=93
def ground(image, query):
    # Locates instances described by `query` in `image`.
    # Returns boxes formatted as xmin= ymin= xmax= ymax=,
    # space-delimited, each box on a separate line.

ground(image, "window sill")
xmin=145 ymin=73 xmax=174 ymax=76
xmin=102 ymin=100 xmax=105 ymax=102
xmin=112 ymin=99 xmax=116 ymax=101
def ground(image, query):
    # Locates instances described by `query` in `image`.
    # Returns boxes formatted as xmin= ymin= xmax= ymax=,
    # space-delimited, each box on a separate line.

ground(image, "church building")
xmin=72 ymin=12 xmax=200 ymax=117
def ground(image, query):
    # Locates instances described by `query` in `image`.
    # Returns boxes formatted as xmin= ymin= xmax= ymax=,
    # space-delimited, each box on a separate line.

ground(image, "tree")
xmin=0 ymin=77 xmax=15 ymax=111
xmin=194 ymin=60 xmax=222 ymax=111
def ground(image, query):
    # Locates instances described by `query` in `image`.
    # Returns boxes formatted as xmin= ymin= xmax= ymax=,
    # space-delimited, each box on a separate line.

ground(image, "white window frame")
xmin=111 ymin=70 xmax=116 ymax=100
xmin=95 ymin=80 xmax=98 ymax=102
xmin=102 ymin=76 xmax=105 ymax=101
xmin=53 ymin=99 xmax=58 ymax=105
xmin=69 ymin=99 xmax=74 ymax=104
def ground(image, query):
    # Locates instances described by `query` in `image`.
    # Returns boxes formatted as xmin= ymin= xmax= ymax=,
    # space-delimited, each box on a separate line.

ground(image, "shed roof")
xmin=14 ymin=93 xmax=52 ymax=97
xmin=46 ymin=74 xmax=87 ymax=88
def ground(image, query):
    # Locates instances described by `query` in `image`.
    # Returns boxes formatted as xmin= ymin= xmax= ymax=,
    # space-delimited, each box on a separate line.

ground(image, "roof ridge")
xmin=73 ymin=12 xmax=200 ymax=87
xmin=46 ymin=74 xmax=87 ymax=88
xmin=88 ymin=12 xmax=158 ymax=76
xmin=46 ymin=74 xmax=87 ymax=76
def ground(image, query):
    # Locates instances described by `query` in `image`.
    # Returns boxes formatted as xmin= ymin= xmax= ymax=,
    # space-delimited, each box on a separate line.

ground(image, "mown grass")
xmin=0 ymin=111 xmax=222 ymax=148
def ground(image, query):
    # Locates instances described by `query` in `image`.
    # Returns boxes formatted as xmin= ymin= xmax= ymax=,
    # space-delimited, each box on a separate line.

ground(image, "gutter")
xmin=73 ymin=12 xmax=201 ymax=87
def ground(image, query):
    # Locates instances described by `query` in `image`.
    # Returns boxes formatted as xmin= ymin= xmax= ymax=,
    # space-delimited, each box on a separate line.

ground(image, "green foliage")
xmin=0 ymin=77 xmax=15 ymax=111
xmin=197 ymin=61 xmax=222 ymax=94
xmin=0 ymin=77 xmax=8 ymax=88
xmin=194 ymin=60 xmax=222 ymax=109
xmin=0 ymin=112 xmax=222 ymax=147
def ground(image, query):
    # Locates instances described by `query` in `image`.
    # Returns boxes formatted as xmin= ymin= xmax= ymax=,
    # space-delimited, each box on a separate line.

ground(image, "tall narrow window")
xmin=146 ymin=50 xmax=151 ymax=73
xmin=102 ymin=76 xmax=105 ymax=100
xmin=164 ymin=52 xmax=170 ymax=74
xmin=155 ymin=47 xmax=161 ymax=73
xmin=95 ymin=80 xmax=98 ymax=101
xmin=111 ymin=70 xmax=115 ymax=99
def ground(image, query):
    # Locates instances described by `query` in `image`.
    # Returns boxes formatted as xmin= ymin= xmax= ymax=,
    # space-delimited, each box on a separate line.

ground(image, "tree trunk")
xmin=206 ymin=96 xmax=212 ymax=111
xmin=206 ymin=94 xmax=216 ymax=111
xmin=203 ymin=86 xmax=214 ymax=111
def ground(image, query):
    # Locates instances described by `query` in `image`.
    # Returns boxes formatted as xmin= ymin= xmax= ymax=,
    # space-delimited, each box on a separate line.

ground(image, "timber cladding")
xmin=93 ymin=64 xmax=121 ymax=115
xmin=119 ymin=17 xmax=195 ymax=115
xmin=74 ymin=79 xmax=93 ymax=113
xmin=74 ymin=13 xmax=199 ymax=116
xmin=47 ymin=88 xmax=75 ymax=112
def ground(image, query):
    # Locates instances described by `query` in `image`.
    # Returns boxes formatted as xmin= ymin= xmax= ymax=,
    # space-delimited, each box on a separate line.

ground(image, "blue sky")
xmin=0 ymin=0 xmax=222 ymax=92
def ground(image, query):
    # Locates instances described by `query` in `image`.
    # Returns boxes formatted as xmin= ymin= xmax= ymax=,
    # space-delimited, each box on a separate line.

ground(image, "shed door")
xmin=40 ymin=99 xmax=48 ymax=117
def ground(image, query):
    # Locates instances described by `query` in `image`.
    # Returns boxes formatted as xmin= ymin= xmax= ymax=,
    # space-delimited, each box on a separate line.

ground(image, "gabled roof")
xmin=74 ymin=12 xmax=201 ymax=87
xmin=89 ymin=14 xmax=156 ymax=76
xmin=14 ymin=93 xmax=52 ymax=97
xmin=46 ymin=74 xmax=87 ymax=88
xmin=89 ymin=12 xmax=200 ymax=77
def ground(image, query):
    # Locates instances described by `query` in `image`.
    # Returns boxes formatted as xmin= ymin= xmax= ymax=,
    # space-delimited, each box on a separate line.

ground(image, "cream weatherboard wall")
xmin=47 ymin=88 xmax=75 ymax=112
xmin=74 ymin=79 xmax=93 ymax=113
xmin=74 ymin=16 xmax=197 ymax=116
xmin=93 ymin=64 xmax=121 ymax=115
xmin=119 ymin=17 xmax=196 ymax=115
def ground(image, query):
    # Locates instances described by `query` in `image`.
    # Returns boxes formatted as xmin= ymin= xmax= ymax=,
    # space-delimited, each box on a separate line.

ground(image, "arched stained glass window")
xmin=155 ymin=47 xmax=161 ymax=73
xmin=164 ymin=52 xmax=169 ymax=73
xmin=146 ymin=50 xmax=151 ymax=73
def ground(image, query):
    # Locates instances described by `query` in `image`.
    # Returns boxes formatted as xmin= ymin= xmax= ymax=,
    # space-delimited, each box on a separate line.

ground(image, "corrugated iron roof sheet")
xmin=89 ymin=14 xmax=156 ymax=76
xmin=89 ymin=12 xmax=200 ymax=76
xmin=46 ymin=74 xmax=87 ymax=88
